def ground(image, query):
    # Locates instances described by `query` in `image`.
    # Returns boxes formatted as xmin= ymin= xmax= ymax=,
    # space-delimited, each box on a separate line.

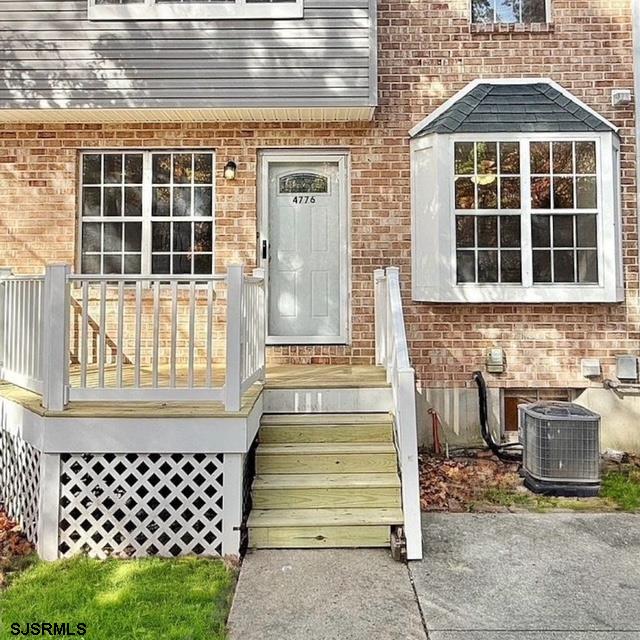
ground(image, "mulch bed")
xmin=0 ymin=509 xmax=35 ymax=588
xmin=419 ymin=451 xmax=521 ymax=512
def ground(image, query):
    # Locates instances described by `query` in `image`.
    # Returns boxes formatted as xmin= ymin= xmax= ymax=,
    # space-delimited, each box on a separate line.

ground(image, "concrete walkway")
xmin=227 ymin=549 xmax=426 ymax=640
xmin=228 ymin=514 xmax=640 ymax=640
xmin=412 ymin=513 xmax=640 ymax=640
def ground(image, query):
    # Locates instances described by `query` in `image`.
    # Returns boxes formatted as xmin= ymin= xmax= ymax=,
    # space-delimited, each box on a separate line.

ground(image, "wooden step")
xmin=253 ymin=473 xmax=401 ymax=489
xmin=259 ymin=422 xmax=393 ymax=444
xmin=252 ymin=473 xmax=401 ymax=509
xmin=252 ymin=487 xmax=401 ymax=509
xmin=247 ymin=507 xmax=404 ymax=528
xmin=255 ymin=443 xmax=398 ymax=474
xmin=254 ymin=487 xmax=401 ymax=509
xmin=261 ymin=413 xmax=392 ymax=425
xmin=249 ymin=525 xmax=391 ymax=549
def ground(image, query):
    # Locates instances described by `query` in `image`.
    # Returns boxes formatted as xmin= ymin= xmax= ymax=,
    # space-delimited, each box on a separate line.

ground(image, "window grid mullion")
xmin=521 ymin=140 xmax=533 ymax=287
xmin=142 ymin=151 xmax=153 ymax=277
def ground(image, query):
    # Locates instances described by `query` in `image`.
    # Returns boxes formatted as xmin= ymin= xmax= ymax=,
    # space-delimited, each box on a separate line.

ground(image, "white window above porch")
xmin=88 ymin=0 xmax=303 ymax=21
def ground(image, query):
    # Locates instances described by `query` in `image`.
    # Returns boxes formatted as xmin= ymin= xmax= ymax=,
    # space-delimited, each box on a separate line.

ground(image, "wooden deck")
xmin=0 ymin=364 xmax=388 ymax=419
xmin=66 ymin=363 xmax=388 ymax=391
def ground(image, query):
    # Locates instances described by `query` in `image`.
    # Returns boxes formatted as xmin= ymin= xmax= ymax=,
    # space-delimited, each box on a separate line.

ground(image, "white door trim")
xmin=258 ymin=150 xmax=351 ymax=345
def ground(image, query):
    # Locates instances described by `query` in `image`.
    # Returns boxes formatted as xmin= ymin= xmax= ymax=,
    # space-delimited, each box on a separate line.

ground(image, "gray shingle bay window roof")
xmin=411 ymin=81 xmax=617 ymax=137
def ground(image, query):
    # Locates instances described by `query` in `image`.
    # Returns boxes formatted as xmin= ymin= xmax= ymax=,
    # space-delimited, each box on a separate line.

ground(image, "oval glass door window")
xmin=278 ymin=173 xmax=329 ymax=194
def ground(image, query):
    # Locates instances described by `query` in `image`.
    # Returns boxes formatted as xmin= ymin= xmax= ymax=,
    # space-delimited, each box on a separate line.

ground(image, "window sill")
xmin=88 ymin=2 xmax=303 ymax=21
xmin=411 ymin=284 xmax=624 ymax=304
xmin=469 ymin=22 xmax=555 ymax=35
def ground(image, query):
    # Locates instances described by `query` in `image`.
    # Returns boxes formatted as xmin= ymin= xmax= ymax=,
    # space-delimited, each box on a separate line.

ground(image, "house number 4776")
xmin=292 ymin=196 xmax=316 ymax=204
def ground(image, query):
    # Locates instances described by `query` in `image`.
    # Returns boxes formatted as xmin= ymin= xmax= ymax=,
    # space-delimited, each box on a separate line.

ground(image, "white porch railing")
xmin=374 ymin=266 xmax=423 ymax=561
xmin=0 ymin=272 xmax=45 ymax=394
xmin=0 ymin=264 xmax=266 ymax=412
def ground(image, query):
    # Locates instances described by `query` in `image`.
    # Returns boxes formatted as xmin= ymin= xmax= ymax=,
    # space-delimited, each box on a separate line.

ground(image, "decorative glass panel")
xmin=279 ymin=173 xmax=329 ymax=194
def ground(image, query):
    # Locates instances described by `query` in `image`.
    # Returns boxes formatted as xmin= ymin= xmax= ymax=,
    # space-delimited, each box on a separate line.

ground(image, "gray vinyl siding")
xmin=0 ymin=0 xmax=376 ymax=109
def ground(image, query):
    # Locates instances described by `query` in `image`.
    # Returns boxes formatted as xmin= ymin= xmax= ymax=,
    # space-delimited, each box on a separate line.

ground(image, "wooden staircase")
xmin=247 ymin=413 xmax=404 ymax=549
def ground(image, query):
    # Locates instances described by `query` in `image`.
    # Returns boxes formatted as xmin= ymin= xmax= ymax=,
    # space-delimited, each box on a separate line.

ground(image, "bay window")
xmin=411 ymin=132 xmax=622 ymax=303
xmin=88 ymin=0 xmax=303 ymax=20
xmin=79 ymin=150 xmax=215 ymax=276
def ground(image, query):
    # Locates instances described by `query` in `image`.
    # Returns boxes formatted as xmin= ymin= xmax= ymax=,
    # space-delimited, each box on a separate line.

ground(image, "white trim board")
xmin=262 ymin=387 xmax=393 ymax=414
xmin=88 ymin=0 xmax=303 ymax=21
xmin=0 ymin=394 xmax=262 ymax=455
xmin=409 ymin=78 xmax=619 ymax=139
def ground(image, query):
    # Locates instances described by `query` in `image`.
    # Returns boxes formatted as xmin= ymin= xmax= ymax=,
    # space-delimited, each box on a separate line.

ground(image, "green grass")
xmin=601 ymin=468 xmax=640 ymax=511
xmin=0 ymin=556 xmax=236 ymax=640
xmin=478 ymin=487 xmax=613 ymax=512
xmin=474 ymin=468 xmax=640 ymax=513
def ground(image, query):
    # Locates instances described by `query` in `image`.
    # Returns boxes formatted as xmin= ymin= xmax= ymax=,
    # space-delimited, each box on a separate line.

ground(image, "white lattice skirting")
xmin=0 ymin=430 xmax=41 ymax=544
xmin=0 ymin=418 xmax=248 ymax=559
xmin=59 ymin=453 xmax=225 ymax=559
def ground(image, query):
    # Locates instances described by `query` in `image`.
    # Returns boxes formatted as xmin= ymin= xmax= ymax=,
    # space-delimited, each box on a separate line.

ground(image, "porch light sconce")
xmin=224 ymin=160 xmax=237 ymax=180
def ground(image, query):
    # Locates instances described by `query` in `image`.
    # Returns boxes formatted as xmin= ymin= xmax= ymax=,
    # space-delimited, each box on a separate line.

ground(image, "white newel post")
xmin=42 ymin=264 xmax=70 ymax=411
xmin=373 ymin=268 xmax=386 ymax=366
xmin=225 ymin=264 xmax=244 ymax=412
xmin=221 ymin=453 xmax=243 ymax=557
xmin=0 ymin=268 xmax=13 ymax=375
xmin=252 ymin=268 xmax=266 ymax=383
xmin=397 ymin=367 xmax=423 ymax=561
xmin=38 ymin=453 xmax=61 ymax=561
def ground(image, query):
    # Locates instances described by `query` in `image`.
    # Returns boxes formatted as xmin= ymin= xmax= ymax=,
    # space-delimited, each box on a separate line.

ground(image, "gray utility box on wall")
xmin=518 ymin=402 xmax=601 ymax=497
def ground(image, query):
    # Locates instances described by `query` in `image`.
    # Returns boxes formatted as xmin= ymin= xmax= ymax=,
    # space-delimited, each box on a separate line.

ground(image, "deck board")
xmin=0 ymin=364 xmax=386 ymax=419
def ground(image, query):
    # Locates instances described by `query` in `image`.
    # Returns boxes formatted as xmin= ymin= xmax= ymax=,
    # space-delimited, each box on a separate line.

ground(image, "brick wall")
xmin=0 ymin=0 xmax=635 ymax=391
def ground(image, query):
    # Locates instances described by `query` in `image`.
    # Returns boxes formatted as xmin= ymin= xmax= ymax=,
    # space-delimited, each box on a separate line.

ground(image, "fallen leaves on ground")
xmin=419 ymin=451 xmax=521 ymax=512
xmin=0 ymin=509 xmax=35 ymax=588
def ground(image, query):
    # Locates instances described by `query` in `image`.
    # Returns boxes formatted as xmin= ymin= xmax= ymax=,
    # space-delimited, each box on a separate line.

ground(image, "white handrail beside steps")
xmin=374 ymin=266 xmax=423 ymax=561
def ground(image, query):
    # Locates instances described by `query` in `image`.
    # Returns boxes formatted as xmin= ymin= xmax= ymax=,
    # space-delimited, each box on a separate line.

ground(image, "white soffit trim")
xmin=408 ymin=77 xmax=619 ymax=138
xmin=0 ymin=107 xmax=376 ymax=124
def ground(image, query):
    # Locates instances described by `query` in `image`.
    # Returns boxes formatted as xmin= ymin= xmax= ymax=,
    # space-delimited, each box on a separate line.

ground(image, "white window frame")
xmin=88 ymin=0 xmax=303 ymax=21
xmin=470 ymin=0 xmax=551 ymax=24
xmin=411 ymin=131 xmax=623 ymax=303
xmin=77 ymin=149 xmax=216 ymax=277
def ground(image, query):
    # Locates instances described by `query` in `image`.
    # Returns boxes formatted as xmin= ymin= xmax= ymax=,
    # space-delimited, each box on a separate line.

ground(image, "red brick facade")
xmin=0 ymin=0 xmax=635 ymax=391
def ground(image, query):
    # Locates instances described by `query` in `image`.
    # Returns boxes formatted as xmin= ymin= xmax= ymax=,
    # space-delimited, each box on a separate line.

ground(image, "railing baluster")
xmin=134 ymin=280 xmax=142 ymax=388
xmin=206 ymin=281 xmax=213 ymax=388
xmin=170 ymin=280 xmax=178 ymax=387
xmin=188 ymin=280 xmax=195 ymax=388
xmin=98 ymin=281 xmax=107 ymax=388
xmin=30 ymin=281 xmax=37 ymax=380
xmin=152 ymin=280 xmax=160 ymax=388
xmin=17 ymin=280 xmax=24 ymax=376
xmin=24 ymin=281 xmax=32 ymax=379
xmin=9 ymin=281 xmax=16 ymax=373
xmin=116 ymin=281 xmax=124 ymax=389
xmin=80 ymin=281 xmax=89 ymax=388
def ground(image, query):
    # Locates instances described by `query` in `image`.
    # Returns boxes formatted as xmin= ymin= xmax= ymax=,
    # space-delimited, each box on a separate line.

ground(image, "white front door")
xmin=261 ymin=154 xmax=348 ymax=344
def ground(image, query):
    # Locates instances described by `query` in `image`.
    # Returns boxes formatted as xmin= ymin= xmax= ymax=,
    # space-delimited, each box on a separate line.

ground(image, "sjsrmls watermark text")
xmin=9 ymin=623 xmax=87 ymax=636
